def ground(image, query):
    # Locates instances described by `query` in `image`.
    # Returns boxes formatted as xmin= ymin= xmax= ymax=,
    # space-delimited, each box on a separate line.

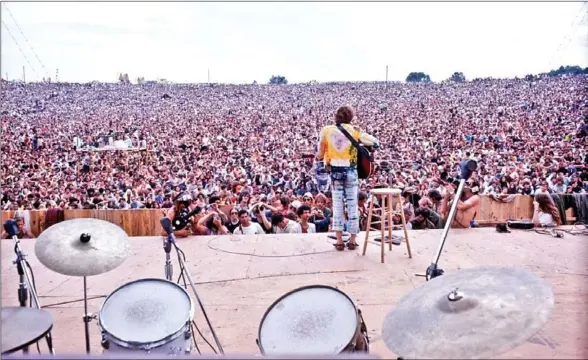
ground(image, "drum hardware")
xmin=35 ymin=219 xmax=131 ymax=354
xmin=3 ymin=220 xmax=55 ymax=355
xmin=420 ymin=159 xmax=478 ymax=281
xmin=383 ymin=266 xmax=554 ymax=359
xmin=161 ymin=217 xmax=225 ymax=355
xmin=257 ymin=285 xmax=369 ymax=356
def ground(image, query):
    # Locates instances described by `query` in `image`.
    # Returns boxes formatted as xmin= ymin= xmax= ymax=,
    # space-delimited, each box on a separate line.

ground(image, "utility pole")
xmin=56 ymin=68 xmax=59 ymax=82
xmin=5 ymin=72 xmax=7 ymax=81
xmin=385 ymin=65 xmax=389 ymax=88
xmin=208 ymin=68 xmax=210 ymax=83
xmin=22 ymin=65 xmax=25 ymax=82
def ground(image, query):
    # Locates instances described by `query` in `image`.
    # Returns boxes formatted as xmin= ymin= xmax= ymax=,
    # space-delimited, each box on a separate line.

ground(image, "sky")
xmin=1 ymin=1 xmax=587 ymax=84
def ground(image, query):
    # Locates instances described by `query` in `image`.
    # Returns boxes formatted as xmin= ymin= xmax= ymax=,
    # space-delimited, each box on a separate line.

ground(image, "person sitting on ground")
xmin=409 ymin=207 xmax=441 ymax=230
xmin=233 ymin=209 xmax=266 ymax=235
xmin=532 ymin=194 xmax=562 ymax=227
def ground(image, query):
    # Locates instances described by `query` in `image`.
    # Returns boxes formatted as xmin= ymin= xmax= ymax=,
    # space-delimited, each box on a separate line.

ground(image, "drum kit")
xmin=2 ymin=218 xmax=556 ymax=359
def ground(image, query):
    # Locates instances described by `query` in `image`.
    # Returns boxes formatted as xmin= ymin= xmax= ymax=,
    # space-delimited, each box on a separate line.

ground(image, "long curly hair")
xmin=534 ymin=194 xmax=562 ymax=225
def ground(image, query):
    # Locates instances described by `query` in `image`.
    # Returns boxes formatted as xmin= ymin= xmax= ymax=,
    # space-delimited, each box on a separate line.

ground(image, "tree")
xmin=269 ymin=75 xmax=288 ymax=85
xmin=547 ymin=65 xmax=583 ymax=77
xmin=406 ymin=72 xmax=431 ymax=83
xmin=449 ymin=72 xmax=466 ymax=82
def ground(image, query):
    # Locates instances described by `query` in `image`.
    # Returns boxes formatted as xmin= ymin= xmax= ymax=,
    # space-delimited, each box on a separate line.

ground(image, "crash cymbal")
xmin=382 ymin=266 xmax=554 ymax=359
xmin=35 ymin=219 xmax=131 ymax=277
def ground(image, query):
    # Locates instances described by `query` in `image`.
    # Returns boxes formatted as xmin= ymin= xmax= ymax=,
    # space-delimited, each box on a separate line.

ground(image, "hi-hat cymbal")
xmin=382 ymin=266 xmax=554 ymax=359
xmin=35 ymin=219 xmax=131 ymax=277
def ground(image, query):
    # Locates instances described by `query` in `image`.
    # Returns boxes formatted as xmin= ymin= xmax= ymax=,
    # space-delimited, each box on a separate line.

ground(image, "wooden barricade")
xmin=0 ymin=195 xmax=582 ymax=238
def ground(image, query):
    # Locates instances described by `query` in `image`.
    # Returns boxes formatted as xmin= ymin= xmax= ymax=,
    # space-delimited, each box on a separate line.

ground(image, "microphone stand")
xmin=12 ymin=235 xmax=55 ymax=355
xmin=423 ymin=178 xmax=466 ymax=281
xmin=164 ymin=237 xmax=173 ymax=281
xmin=172 ymin=241 xmax=225 ymax=355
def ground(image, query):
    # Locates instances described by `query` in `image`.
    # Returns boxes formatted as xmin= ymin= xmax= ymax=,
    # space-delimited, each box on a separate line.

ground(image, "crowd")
xmin=1 ymin=74 xmax=587 ymax=235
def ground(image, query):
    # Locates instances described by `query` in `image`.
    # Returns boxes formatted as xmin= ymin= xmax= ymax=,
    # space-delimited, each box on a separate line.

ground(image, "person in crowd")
xmin=315 ymin=105 xmax=379 ymax=251
xmin=225 ymin=207 xmax=241 ymax=234
xmin=1 ymin=217 xmax=34 ymax=239
xmin=532 ymin=194 xmax=562 ymax=227
xmin=297 ymin=204 xmax=316 ymax=233
xmin=233 ymin=209 xmax=265 ymax=235
xmin=161 ymin=193 xmax=196 ymax=238
xmin=440 ymin=180 xmax=481 ymax=228
xmin=271 ymin=212 xmax=302 ymax=234
xmin=195 ymin=210 xmax=229 ymax=235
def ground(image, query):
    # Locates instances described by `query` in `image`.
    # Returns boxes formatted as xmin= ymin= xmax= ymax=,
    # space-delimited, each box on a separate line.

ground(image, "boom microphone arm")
xmin=423 ymin=159 xmax=477 ymax=281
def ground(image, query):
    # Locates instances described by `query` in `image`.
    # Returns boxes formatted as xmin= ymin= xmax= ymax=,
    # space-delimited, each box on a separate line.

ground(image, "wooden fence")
xmin=1 ymin=195 xmax=581 ymax=238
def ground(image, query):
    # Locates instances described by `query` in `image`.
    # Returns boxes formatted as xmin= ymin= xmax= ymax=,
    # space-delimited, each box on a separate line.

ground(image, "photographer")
xmin=161 ymin=193 xmax=197 ymax=238
xmin=250 ymin=202 xmax=272 ymax=233
xmin=195 ymin=210 xmax=229 ymax=235
xmin=409 ymin=207 xmax=442 ymax=230
xmin=440 ymin=180 xmax=481 ymax=228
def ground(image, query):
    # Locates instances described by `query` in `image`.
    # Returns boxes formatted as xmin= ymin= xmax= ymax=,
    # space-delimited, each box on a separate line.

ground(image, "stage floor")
xmin=2 ymin=227 xmax=587 ymax=359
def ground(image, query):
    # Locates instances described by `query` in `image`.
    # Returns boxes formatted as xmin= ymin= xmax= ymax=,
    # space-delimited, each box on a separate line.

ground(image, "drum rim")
xmin=257 ymin=284 xmax=359 ymax=355
xmin=98 ymin=278 xmax=194 ymax=349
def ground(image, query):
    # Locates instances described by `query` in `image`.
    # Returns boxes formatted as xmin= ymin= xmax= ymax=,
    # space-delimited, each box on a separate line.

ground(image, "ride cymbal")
xmin=382 ymin=266 xmax=554 ymax=359
xmin=35 ymin=219 xmax=131 ymax=277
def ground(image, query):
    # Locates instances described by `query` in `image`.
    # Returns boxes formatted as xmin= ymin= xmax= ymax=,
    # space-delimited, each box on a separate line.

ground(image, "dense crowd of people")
xmin=1 ymin=74 xmax=587 ymax=236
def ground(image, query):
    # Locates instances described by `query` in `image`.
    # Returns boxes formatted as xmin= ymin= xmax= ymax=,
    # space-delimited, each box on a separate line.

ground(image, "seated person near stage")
xmin=161 ymin=193 xmax=197 ymax=238
xmin=1 ymin=217 xmax=34 ymax=239
xmin=409 ymin=207 xmax=442 ymax=230
xmin=440 ymin=180 xmax=481 ymax=228
xmin=233 ymin=209 xmax=266 ymax=235
xmin=271 ymin=212 xmax=302 ymax=234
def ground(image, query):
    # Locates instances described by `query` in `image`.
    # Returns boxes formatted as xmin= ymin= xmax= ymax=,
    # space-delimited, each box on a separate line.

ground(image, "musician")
xmin=161 ymin=193 xmax=197 ymax=238
xmin=315 ymin=105 xmax=379 ymax=251
xmin=1 ymin=217 xmax=34 ymax=239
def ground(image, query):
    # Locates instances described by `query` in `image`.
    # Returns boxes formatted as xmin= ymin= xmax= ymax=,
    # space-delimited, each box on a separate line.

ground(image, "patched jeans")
xmin=330 ymin=167 xmax=359 ymax=234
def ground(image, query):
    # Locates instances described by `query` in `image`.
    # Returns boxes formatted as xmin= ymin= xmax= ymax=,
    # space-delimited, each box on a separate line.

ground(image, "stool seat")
xmin=370 ymin=188 xmax=402 ymax=195
xmin=362 ymin=187 xmax=412 ymax=263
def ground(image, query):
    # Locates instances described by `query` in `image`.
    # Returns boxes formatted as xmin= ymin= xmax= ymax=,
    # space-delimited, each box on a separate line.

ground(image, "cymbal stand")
xmin=172 ymin=242 xmax=225 ymax=355
xmin=12 ymin=236 xmax=55 ymax=355
xmin=421 ymin=178 xmax=466 ymax=281
xmin=82 ymin=276 xmax=96 ymax=354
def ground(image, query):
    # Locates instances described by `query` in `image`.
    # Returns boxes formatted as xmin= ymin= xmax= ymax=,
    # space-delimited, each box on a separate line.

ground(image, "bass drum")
xmin=257 ymin=285 xmax=369 ymax=355
xmin=99 ymin=278 xmax=194 ymax=355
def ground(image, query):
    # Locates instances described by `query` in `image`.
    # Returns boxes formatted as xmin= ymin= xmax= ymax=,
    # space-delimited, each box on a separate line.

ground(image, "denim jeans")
xmin=330 ymin=167 xmax=359 ymax=234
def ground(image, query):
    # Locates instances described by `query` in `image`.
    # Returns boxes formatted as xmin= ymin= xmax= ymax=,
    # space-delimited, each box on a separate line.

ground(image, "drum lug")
xmin=185 ymin=327 xmax=192 ymax=340
xmin=100 ymin=335 xmax=109 ymax=350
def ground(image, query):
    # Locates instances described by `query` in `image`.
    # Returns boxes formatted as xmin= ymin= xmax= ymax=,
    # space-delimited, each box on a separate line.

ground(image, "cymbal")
xmin=35 ymin=219 xmax=131 ymax=277
xmin=382 ymin=266 xmax=554 ymax=359
xmin=2 ymin=307 xmax=53 ymax=354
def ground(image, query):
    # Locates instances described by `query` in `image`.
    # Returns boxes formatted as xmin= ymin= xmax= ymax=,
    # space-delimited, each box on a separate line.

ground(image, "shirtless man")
xmin=1 ymin=217 xmax=34 ymax=239
xmin=440 ymin=180 xmax=481 ymax=228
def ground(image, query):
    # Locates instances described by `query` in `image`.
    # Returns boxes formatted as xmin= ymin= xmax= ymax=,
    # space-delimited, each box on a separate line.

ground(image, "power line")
xmin=2 ymin=3 xmax=50 ymax=78
xmin=1 ymin=20 xmax=40 ymax=81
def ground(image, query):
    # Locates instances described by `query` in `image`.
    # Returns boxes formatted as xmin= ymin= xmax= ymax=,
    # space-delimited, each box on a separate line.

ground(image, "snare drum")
xmin=257 ymin=285 xmax=369 ymax=355
xmin=99 ymin=278 xmax=194 ymax=354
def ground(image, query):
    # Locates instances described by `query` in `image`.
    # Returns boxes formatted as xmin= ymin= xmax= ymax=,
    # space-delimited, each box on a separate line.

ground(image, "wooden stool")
xmin=361 ymin=188 xmax=412 ymax=263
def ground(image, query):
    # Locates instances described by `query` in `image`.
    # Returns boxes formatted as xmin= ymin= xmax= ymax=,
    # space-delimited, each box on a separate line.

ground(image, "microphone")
xmin=4 ymin=219 xmax=19 ymax=237
xmin=160 ymin=218 xmax=175 ymax=281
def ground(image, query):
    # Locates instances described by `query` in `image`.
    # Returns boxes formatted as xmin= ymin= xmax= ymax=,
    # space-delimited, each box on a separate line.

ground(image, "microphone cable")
xmin=174 ymin=243 xmax=218 ymax=354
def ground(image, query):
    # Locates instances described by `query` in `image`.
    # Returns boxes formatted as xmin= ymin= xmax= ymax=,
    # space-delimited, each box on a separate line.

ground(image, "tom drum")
xmin=99 ymin=278 xmax=194 ymax=355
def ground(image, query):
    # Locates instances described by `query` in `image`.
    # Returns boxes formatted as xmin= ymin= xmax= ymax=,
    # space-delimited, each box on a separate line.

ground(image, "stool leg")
xmin=362 ymin=197 xmax=375 ymax=256
xmin=387 ymin=194 xmax=393 ymax=251
xmin=398 ymin=198 xmax=412 ymax=259
xmin=380 ymin=195 xmax=386 ymax=264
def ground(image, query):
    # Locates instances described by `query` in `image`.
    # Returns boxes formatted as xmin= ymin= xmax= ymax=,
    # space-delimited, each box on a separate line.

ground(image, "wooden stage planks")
xmin=1 ymin=227 xmax=587 ymax=359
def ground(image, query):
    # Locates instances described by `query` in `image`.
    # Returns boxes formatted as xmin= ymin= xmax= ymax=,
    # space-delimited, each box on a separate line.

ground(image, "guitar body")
xmin=357 ymin=146 xmax=374 ymax=180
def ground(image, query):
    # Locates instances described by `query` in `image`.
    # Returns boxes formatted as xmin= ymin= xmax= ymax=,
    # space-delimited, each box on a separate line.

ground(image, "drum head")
xmin=99 ymin=279 xmax=192 ymax=345
xmin=258 ymin=285 xmax=358 ymax=355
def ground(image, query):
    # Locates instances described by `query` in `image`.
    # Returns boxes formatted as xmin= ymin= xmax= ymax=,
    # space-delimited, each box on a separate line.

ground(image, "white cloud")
xmin=1 ymin=1 xmax=586 ymax=83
